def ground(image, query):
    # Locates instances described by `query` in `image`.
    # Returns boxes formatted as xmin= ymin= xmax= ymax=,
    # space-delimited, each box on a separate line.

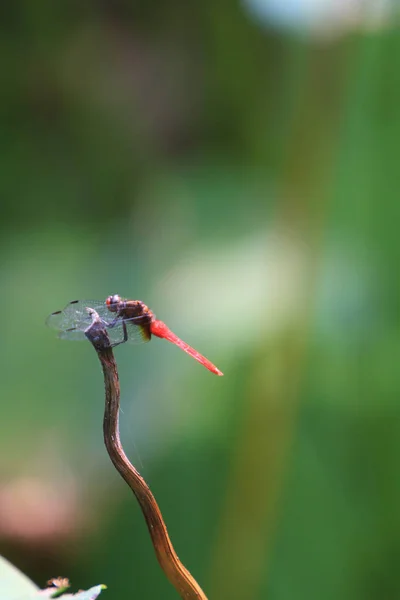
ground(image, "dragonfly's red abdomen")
xmin=150 ymin=319 xmax=223 ymax=376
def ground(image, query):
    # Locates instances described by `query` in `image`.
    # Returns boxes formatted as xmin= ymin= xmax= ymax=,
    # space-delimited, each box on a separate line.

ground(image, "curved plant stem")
xmin=84 ymin=309 xmax=207 ymax=600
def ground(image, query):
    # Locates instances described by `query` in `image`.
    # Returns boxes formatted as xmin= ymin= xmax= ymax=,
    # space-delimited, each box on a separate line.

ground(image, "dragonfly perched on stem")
xmin=46 ymin=294 xmax=223 ymax=376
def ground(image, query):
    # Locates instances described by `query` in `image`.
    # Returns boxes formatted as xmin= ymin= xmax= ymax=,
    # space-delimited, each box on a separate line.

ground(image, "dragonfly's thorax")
xmin=118 ymin=300 xmax=154 ymax=323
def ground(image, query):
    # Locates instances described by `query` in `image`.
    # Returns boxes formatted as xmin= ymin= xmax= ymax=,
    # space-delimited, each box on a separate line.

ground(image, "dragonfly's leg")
xmin=110 ymin=320 xmax=128 ymax=348
xmin=101 ymin=316 xmax=120 ymax=328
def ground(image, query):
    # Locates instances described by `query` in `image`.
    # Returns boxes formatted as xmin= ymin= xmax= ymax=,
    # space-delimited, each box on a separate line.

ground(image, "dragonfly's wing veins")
xmin=47 ymin=298 xmax=152 ymax=345
xmin=57 ymin=322 xmax=127 ymax=345
xmin=46 ymin=299 xmax=109 ymax=332
xmin=59 ymin=329 xmax=89 ymax=341
xmin=124 ymin=320 xmax=152 ymax=345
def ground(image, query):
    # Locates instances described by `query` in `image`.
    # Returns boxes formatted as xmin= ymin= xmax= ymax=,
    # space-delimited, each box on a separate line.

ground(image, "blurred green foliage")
xmin=1 ymin=2 xmax=400 ymax=600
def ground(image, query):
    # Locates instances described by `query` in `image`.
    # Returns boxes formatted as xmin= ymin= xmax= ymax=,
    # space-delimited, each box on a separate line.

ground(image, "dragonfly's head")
xmin=106 ymin=294 xmax=121 ymax=312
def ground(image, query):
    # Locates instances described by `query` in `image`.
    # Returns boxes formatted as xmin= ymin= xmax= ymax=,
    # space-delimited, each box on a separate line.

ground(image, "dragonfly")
xmin=46 ymin=294 xmax=223 ymax=376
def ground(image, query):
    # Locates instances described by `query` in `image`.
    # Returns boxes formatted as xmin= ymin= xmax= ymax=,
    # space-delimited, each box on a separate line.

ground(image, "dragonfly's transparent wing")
xmin=59 ymin=328 xmax=88 ymax=341
xmin=57 ymin=319 xmax=151 ymax=345
xmin=46 ymin=299 xmax=110 ymax=332
xmin=124 ymin=320 xmax=152 ymax=345
xmin=47 ymin=298 xmax=151 ymax=345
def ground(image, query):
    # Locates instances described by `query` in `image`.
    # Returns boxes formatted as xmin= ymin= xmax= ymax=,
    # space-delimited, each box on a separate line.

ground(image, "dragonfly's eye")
xmin=106 ymin=294 xmax=121 ymax=311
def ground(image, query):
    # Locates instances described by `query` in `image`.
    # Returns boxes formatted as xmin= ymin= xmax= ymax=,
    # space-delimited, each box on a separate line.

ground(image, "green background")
xmin=1 ymin=3 xmax=400 ymax=599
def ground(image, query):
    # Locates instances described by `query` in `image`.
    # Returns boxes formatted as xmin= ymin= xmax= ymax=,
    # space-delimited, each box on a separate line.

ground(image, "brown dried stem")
xmin=84 ymin=309 xmax=207 ymax=600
